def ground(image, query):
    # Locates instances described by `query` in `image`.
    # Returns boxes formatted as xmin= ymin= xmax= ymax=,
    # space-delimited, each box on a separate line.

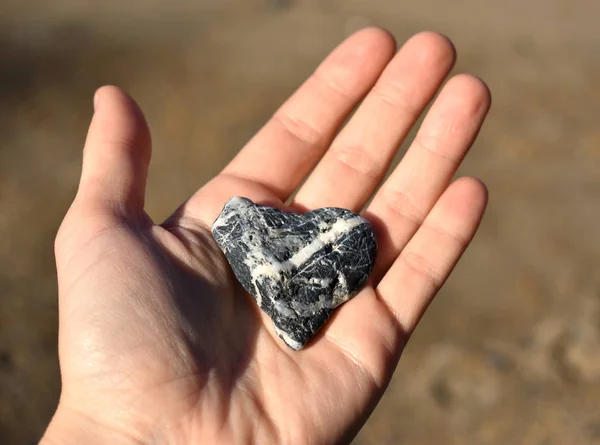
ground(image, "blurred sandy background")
xmin=1 ymin=0 xmax=600 ymax=443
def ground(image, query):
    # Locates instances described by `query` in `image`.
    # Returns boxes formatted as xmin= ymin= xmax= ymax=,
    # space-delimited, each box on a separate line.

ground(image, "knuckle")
xmin=371 ymin=80 xmax=423 ymax=118
xmin=333 ymin=143 xmax=382 ymax=179
xmin=378 ymin=187 xmax=425 ymax=227
xmin=310 ymin=69 xmax=355 ymax=102
xmin=412 ymin=134 xmax=459 ymax=166
xmin=421 ymin=222 xmax=470 ymax=250
xmin=399 ymin=250 xmax=444 ymax=289
xmin=273 ymin=111 xmax=323 ymax=146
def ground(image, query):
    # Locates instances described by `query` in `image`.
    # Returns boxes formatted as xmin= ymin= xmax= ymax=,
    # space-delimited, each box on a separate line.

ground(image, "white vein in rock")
xmin=247 ymin=216 xmax=365 ymax=281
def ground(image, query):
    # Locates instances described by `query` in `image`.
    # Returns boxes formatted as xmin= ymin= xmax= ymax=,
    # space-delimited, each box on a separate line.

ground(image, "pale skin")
xmin=41 ymin=29 xmax=490 ymax=445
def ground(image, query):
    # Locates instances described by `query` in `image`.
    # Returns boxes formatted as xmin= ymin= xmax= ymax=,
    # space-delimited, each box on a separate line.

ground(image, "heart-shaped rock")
xmin=211 ymin=197 xmax=377 ymax=350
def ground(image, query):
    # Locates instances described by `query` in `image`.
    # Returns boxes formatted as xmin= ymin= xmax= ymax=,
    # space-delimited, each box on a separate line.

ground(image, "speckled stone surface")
xmin=212 ymin=197 xmax=377 ymax=350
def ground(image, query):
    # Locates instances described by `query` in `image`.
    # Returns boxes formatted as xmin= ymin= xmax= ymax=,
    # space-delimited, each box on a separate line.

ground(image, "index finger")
xmin=220 ymin=27 xmax=396 ymax=200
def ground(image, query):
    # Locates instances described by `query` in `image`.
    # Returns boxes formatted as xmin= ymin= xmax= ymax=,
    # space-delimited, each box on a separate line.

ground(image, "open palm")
xmin=43 ymin=29 xmax=490 ymax=445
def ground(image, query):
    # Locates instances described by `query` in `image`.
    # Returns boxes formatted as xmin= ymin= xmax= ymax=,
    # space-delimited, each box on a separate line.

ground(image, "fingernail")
xmin=93 ymin=92 xmax=101 ymax=112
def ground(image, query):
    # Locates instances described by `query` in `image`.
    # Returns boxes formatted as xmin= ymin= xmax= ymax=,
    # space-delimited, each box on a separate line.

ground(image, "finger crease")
xmin=218 ymin=171 xmax=286 ymax=198
xmin=272 ymin=111 xmax=324 ymax=147
xmin=412 ymin=135 xmax=460 ymax=166
xmin=333 ymin=143 xmax=383 ymax=179
xmin=378 ymin=188 xmax=425 ymax=228
xmin=419 ymin=221 xmax=470 ymax=248
xmin=371 ymin=81 xmax=423 ymax=119
xmin=398 ymin=250 xmax=445 ymax=289
xmin=310 ymin=69 xmax=355 ymax=102
xmin=373 ymin=287 xmax=408 ymax=341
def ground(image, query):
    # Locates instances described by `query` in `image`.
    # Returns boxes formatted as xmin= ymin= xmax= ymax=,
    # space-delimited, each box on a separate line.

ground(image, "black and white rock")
xmin=211 ymin=196 xmax=377 ymax=350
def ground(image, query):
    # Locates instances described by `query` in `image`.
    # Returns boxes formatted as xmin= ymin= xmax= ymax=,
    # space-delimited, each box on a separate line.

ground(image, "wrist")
xmin=40 ymin=405 xmax=153 ymax=445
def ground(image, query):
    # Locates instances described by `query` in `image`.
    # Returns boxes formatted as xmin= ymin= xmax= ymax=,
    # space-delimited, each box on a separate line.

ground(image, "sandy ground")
xmin=1 ymin=1 xmax=600 ymax=443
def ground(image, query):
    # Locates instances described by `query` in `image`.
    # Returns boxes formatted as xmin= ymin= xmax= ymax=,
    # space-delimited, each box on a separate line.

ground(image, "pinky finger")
xmin=376 ymin=177 xmax=488 ymax=334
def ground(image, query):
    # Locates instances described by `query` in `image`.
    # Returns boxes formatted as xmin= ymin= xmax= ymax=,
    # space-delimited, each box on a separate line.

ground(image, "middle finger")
xmin=293 ymin=32 xmax=456 ymax=211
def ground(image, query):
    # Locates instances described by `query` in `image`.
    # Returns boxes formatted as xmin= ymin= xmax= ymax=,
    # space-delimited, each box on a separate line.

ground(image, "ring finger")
xmin=292 ymin=31 xmax=456 ymax=211
xmin=366 ymin=74 xmax=491 ymax=281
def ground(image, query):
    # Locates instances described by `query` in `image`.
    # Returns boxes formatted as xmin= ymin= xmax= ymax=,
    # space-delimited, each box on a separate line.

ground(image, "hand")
xmin=42 ymin=29 xmax=490 ymax=445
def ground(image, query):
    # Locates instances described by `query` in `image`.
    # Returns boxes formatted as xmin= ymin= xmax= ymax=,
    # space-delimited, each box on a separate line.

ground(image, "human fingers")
xmin=366 ymin=74 xmax=491 ymax=282
xmin=376 ymin=177 xmax=488 ymax=333
xmin=292 ymin=32 xmax=456 ymax=211
xmin=73 ymin=85 xmax=152 ymax=220
xmin=176 ymin=28 xmax=396 ymax=224
xmin=316 ymin=177 xmax=487 ymax=393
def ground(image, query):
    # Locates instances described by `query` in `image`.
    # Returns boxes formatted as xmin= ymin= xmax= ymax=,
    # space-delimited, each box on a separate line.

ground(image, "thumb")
xmin=75 ymin=85 xmax=152 ymax=219
xmin=55 ymin=86 xmax=152 ymax=268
